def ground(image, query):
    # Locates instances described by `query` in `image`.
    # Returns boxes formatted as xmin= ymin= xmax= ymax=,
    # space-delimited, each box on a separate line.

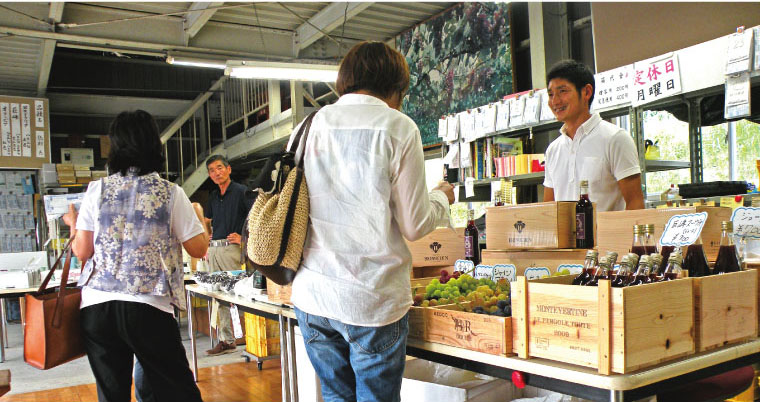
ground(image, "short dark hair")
xmin=107 ymin=110 xmax=165 ymax=176
xmin=336 ymin=41 xmax=410 ymax=100
xmin=546 ymin=59 xmax=595 ymax=106
xmin=206 ymin=154 xmax=229 ymax=168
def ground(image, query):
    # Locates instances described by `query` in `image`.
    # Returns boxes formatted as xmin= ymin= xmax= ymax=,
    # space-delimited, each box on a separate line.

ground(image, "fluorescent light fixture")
xmin=166 ymin=56 xmax=226 ymax=69
xmin=226 ymin=60 xmax=339 ymax=82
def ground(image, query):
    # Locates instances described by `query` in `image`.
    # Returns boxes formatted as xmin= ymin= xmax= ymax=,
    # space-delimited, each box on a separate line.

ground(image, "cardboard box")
xmin=481 ymin=249 xmax=589 ymax=280
xmin=406 ymin=227 xmax=466 ymax=268
xmin=596 ymin=207 xmax=731 ymax=261
xmin=512 ymin=276 xmax=694 ymax=374
xmin=400 ymin=359 xmax=519 ymax=402
xmin=75 ymin=170 xmax=91 ymax=178
xmin=55 ymin=163 xmax=74 ymax=172
xmin=266 ymin=278 xmax=292 ymax=305
xmin=76 ymin=177 xmax=91 ymax=184
xmin=485 ymin=202 xmax=577 ymax=250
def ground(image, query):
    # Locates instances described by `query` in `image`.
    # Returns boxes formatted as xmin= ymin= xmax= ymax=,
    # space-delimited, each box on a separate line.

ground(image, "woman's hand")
xmin=62 ymin=204 xmax=78 ymax=238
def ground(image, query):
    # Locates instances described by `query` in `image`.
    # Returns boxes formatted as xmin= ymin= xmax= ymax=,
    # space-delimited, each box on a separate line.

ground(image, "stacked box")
xmin=244 ymin=313 xmax=281 ymax=357
xmin=406 ymin=227 xmax=466 ymax=274
xmin=56 ymin=164 xmax=76 ymax=184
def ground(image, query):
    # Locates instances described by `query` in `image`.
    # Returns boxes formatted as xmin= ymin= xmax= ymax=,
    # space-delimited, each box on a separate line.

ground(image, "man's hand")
xmin=62 ymin=204 xmax=78 ymax=238
xmin=433 ymin=181 xmax=456 ymax=205
xmin=227 ymin=232 xmax=242 ymax=245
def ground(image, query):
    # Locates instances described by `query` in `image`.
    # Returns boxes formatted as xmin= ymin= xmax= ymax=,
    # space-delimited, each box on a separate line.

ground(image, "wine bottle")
xmin=464 ymin=209 xmax=480 ymax=266
xmin=575 ymin=180 xmax=594 ymax=249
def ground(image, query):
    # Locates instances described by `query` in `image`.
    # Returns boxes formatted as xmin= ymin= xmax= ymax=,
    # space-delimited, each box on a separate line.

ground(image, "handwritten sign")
xmin=34 ymin=100 xmax=44 ymax=128
xmin=524 ymin=267 xmax=551 ymax=280
xmin=229 ymin=304 xmax=244 ymax=339
xmin=0 ymin=103 xmax=9 ymax=156
xmin=446 ymin=115 xmax=458 ymax=142
xmin=495 ymin=100 xmax=510 ymax=131
xmin=437 ymin=117 xmax=447 ymax=138
xmin=21 ymin=104 xmax=31 ymax=157
xmin=454 ymin=259 xmax=475 ymax=275
xmin=509 ymin=97 xmax=525 ymax=128
xmin=10 ymin=103 xmax=20 ymax=157
xmin=458 ymin=111 xmax=476 ymax=143
xmin=473 ymin=264 xmax=494 ymax=280
xmin=35 ymin=131 xmax=45 ymax=158
xmin=725 ymin=29 xmax=754 ymax=75
xmin=631 ymin=53 xmax=682 ymax=106
xmin=731 ymin=207 xmax=760 ymax=239
xmin=755 ymin=27 xmax=760 ymax=70
xmin=492 ymin=264 xmax=517 ymax=282
xmin=659 ymin=212 xmax=708 ymax=246
xmin=538 ymin=89 xmax=555 ymax=122
xmin=591 ymin=64 xmax=633 ymax=110
xmin=557 ymin=264 xmax=583 ymax=275
xmin=725 ymin=73 xmax=751 ymax=119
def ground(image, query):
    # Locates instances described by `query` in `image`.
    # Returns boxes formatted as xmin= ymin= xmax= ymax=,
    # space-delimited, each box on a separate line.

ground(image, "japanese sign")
xmin=524 ymin=267 xmax=551 ymax=280
xmin=522 ymin=93 xmax=541 ymax=126
xmin=458 ymin=110 xmax=476 ymax=143
xmin=0 ymin=95 xmax=50 ymax=168
xmin=659 ymin=212 xmax=708 ymax=246
xmin=725 ymin=73 xmax=751 ymax=119
xmin=21 ymin=104 xmax=31 ymax=157
xmin=36 ymin=131 xmax=45 ymax=158
xmin=755 ymin=27 xmax=760 ymax=70
xmin=731 ymin=207 xmax=760 ymax=239
xmin=473 ymin=264 xmax=494 ymax=280
xmin=34 ymin=100 xmax=45 ymax=128
xmin=229 ymin=304 xmax=244 ymax=339
xmin=590 ymin=64 xmax=633 ymax=110
xmin=0 ymin=103 xmax=9 ymax=157
xmin=557 ymin=264 xmax=583 ymax=275
xmin=493 ymin=264 xmax=517 ymax=282
xmin=454 ymin=259 xmax=475 ymax=275
xmin=10 ymin=103 xmax=20 ymax=157
xmin=437 ymin=117 xmax=447 ymax=138
xmin=495 ymin=100 xmax=510 ymax=131
xmin=474 ymin=103 xmax=496 ymax=138
xmin=508 ymin=96 xmax=525 ymax=128
xmin=446 ymin=114 xmax=458 ymax=143
xmin=725 ymin=29 xmax=754 ymax=75
xmin=631 ymin=53 xmax=682 ymax=106
xmin=538 ymin=89 xmax=555 ymax=122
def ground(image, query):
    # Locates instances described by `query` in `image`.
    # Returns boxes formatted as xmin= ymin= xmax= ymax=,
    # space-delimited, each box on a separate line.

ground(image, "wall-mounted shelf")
xmin=455 ymin=172 xmax=545 ymax=188
xmin=644 ymin=160 xmax=691 ymax=172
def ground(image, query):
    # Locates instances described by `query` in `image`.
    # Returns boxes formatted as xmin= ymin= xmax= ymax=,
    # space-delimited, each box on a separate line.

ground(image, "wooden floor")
xmin=0 ymin=361 xmax=282 ymax=402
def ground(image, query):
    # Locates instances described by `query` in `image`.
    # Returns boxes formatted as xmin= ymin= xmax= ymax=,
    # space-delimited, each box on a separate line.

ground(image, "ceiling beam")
xmin=184 ymin=2 xmax=223 ymax=41
xmin=294 ymin=2 xmax=373 ymax=55
xmin=36 ymin=2 xmax=64 ymax=96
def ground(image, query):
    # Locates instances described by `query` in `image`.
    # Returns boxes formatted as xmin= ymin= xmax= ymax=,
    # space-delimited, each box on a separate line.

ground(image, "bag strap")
xmin=51 ymin=247 xmax=74 ymax=328
xmin=287 ymin=111 xmax=318 ymax=168
xmin=37 ymin=238 xmax=72 ymax=293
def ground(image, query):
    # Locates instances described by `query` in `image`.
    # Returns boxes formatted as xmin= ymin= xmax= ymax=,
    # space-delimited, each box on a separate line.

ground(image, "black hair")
xmin=107 ymin=110 xmax=165 ymax=176
xmin=546 ymin=59 xmax=595 ymax=107
xmin=206 ymin=154 xmax=230 ymax=168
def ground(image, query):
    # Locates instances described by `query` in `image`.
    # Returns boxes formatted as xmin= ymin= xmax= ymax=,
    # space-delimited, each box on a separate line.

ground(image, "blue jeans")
xmin=294 ymin=307 xmax=409 ymax=402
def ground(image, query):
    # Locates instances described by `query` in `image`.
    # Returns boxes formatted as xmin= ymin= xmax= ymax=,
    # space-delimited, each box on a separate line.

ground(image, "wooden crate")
xmin=406 ymin=227 xmax=466 ymax=267
xmin=482 ymin=249 xmax=588 ymax=279
xmin=266 ymin=278 xmax=292 ymax=305
xmin=485 ymin=202 xmax=577 ymax=250
xmin=408 ymin=305 xmax=512 ymax=356
xmin=596 ymin=206 xmax=731 ymax=261
xmin=512 ymin=275 xmax=694 ymax=374
xmin=692 ymin=270 xmax=757 ymax=352
xmin=412 ymin=265 xmax=454 ymax=279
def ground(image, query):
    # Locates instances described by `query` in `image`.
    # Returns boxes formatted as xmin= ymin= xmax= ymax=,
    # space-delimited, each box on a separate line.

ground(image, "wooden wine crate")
xmin=692 ymin=270 xmax=757 ymax=352
xmin=412 ymin=265 xmax=454 ymax=279
xmin=408 ymin=304 xmax=512 ymax=356
xmin=511 ymin=275 xmax=694 ymax=374
xmin=482 ymin=249 xmax=589 ymax=279
xmin=485 ymin=202 xmax=577 ymax=250
xmin=595 ymin=206 xmax=731 ymax=261
xmin=265 ymin=278 xmax=292 ymax=305
xmin=406 ymin=227 xmax=466 ymax=267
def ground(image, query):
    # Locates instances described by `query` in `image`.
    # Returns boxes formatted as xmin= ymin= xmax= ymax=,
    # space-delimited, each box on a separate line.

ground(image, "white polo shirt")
xmin=543 ymin=113 xmax=641 ymax=212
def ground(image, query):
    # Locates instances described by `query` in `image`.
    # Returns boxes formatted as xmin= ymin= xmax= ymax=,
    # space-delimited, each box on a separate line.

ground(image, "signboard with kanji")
xmin=590 ymin=64 xmax=633 ymax=110
xmin=0 ymin=95 xmax=50 ymax=169
xmin=631 ymin=53 xmax=682 ymax=106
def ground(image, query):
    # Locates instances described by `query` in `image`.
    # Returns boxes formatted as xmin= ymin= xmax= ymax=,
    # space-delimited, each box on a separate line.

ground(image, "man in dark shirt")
xmin=204 ymin=154 xmax=254 ymax=355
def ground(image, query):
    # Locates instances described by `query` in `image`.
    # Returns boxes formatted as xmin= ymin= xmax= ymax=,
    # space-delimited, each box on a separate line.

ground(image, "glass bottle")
xmin=494 ymin=179 xmax=506 ymax=207
xmin=625 ymin=253 xmax=640 ymax=285
xmin=649 ymin=253 xmax=663 ymax=280
xmin=628 ymin=255 xmax=652 ymax=286
xmin=586 ymin=256 xmax=610 ymax=286
xmin=611 ymin=255 xmax=631 ymax=288
xmin=659 ymin=244 xmax=676 ymax=276
xmin=661 ymin=249 xmax=683 ymax=281
xmin=575 ymin=180 xmax=594 ymax=249
xmin=714 ymin=221 xmax=741 ymax=274
xmin=683 ymin=235 xmax=711 ymax=277
xmin=644 ymin=224 xmax=658 ymax=254
xmin=630 ymin=225 xmax=647 ymax=257
xmin=464 ymin=209 xmax=480 ymax=266
xmin=572 ymin=250 xmax=599 ymax=286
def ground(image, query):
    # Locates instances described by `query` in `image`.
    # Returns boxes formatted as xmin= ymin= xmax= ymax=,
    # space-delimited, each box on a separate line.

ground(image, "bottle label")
xmin=464 ymin=236 xmax=474 ymax=257
xmin=576 ymin=213 xmax=585 ymax=240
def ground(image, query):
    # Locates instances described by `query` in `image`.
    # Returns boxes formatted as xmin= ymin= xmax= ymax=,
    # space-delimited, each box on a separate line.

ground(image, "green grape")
xmin=433 ymin=290 xmax=442 ymax=298
xmin=429 ymin=278 xmax=440 ymax=286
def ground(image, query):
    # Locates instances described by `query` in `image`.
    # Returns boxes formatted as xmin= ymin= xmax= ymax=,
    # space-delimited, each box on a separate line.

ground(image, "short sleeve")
xmin=609 ymin=130 xmax=641 ymax=181
xmin=542 ymin=142 xmax=556 ymax=188
xmin=171 ymin=185 xmax=205 ymax=243
xmin=76 ymin=180 xmax=102 ymax=232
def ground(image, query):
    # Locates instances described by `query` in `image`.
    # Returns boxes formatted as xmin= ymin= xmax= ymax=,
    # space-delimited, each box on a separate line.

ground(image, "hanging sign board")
xmin=631 ymin=53 xmax=682 ymax=106
xmin=473 ymin=264 xmax=493 ymax=280
xmin=725 ymin=29 xmax=754 ymax=75
xmin=754 ymin=27 xmax=760 ymax=70
xmin=659 ymin=212 xmax=708 ymax=246
xmin=0 ymin=95 xmax=50 ymax=169
xmin=492 ymin=264 xmax=517 ymax=282
xmin=725 ymin=73 xmax=751 ymax=119
xmin=538 ymin=89 xmax=555 ymax=122
xmin=591 ymin=64 xmax=634 ymax=110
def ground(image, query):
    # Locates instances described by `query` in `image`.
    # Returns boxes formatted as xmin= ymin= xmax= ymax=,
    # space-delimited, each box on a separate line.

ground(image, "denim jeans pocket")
xmin=294 ymin=308 xmax=323 ymax=345
xmin=345 ymin=313 xmax=408 ymax=354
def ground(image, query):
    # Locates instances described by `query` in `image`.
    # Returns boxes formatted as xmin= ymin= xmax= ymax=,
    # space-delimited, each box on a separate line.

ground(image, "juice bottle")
xmin=659 ymin=245 xmax=675 ymax=275
xmin=464 ymin=209 xmax=480 ymax=266
xmin=648 ymin=253 xmax=663 ymax=281
xmin=576 ymin=180 xmax=594 ymax=249
xmin=585 ymin=256 xmax=610 ymax=286
xmin=611 ymin=255 xmax=631 ymax=288
xmin=683 ymin=235 xmax=711 ymax=277
xmin=661 ymin=249 xmax=683 ymax=281
xmin=644 ymin=224 xmax=658 ymax=254
xmin=630 ymin=225 xmax=646 ymax=257
xmin=714 ymin=221 xmax=741 ymax=274
xmin=628 ymin=255 xmax=652 ymax=286
xmin=572 ymin=250 xmax=598 ymax=286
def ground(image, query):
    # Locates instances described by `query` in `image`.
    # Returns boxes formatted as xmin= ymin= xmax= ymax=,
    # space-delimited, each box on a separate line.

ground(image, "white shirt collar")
xmin=560 ymin=113 xmax=603 ymax=143
xmin=335 ymin=93 xmax=391 ymax=108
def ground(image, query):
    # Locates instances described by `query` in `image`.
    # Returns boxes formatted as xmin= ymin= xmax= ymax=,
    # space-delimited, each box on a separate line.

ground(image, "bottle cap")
xmin=627 ymin=253 xmax=640 ymax=267
xmin=580 ymin=180 xmax=589 ymax=186
xmin=638 ymin=255 xmax=649 ymax=264
xmin=598 ymin=256 xmax=608 ymax=266
xmin=668 ymin=253 xmax=683 ymax=265
xmin=586 ymin=249 xmax=598 ymax=258
xmin=633 ymin=224 xmax=643 ymax=235
xmin=721 ymin=221 xmax=733 ymax=231
xmin=645 ymin=224 xmax=655 ymax=234
xmin=606 ymin=251 xmax=618 ymax=262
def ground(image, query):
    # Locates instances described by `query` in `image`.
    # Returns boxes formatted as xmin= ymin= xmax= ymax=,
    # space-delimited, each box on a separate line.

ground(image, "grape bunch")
xmin=551 ymin=269 xmax=571 ymax=277
xmin=413 ymin=273 xmax=512 ymax=318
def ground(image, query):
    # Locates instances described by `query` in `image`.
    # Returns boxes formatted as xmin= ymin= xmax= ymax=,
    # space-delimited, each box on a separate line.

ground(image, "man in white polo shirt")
xmin=543 ymin=60 xmax=645 ymax=211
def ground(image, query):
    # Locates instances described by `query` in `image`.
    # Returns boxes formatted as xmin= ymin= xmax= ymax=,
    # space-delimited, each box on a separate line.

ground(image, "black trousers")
xmin=81 ymin=301 xmax=203 ymax=402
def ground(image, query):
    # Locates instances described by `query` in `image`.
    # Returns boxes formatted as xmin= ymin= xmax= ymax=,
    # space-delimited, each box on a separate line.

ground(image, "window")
xmin=702 ymin=119 xmax=760 ymax=187
xmin=641 ymin=110 xmax=690 ymax=195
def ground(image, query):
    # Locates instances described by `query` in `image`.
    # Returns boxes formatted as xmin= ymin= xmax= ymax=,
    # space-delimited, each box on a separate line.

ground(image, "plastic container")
xmin=678 ymin=181 xmax=747 ymax=199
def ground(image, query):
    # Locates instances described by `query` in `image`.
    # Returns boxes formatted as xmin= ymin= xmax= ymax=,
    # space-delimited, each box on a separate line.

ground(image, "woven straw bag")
xmin=243 ymin=111 xmax=316 ymax=285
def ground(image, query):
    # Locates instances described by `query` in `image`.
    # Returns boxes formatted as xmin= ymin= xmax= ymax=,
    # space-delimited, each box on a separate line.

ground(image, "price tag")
xmin=557 ymin=264 xmax=583 ymax=275
xmin=725 ymin=29 xmax=753 ymax=75
xmin=522 ymin=94 xmax=541 ymax=125
xmin=509 ymin=97 xmax=525 ymax=128
xmin=524 ymin=267 xmax=551 ymax=280
xmin=465 ymin=177 xmax=475 ymax=198
xmin=446 ymin=115 xmax=459 ymax=142
xmin=731 ymin=207 xmax=760 ymax=239
xmin=725 ymin=73 xmax=751 ymax=119
xmin=659 ymin=212 xmax=708 ymax=246
xmin=454 ymin=259 xmax=475 ymax=275
xmin=229 ymin=304 xmax=243 ymax=339
xmin=495 ymin=100 xmax=510 ymax=131
xmin=437 ymin=117 xmax=447 ymax=138
xmin=473 ymin=264 xmax=493 ymax=280
xmin=493 ymin=264 xmax=517 ymax=282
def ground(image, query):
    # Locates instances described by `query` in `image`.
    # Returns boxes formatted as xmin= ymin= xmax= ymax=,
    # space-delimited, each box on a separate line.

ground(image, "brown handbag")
xmin=24 ymin=241 xmax=86 ymax=370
